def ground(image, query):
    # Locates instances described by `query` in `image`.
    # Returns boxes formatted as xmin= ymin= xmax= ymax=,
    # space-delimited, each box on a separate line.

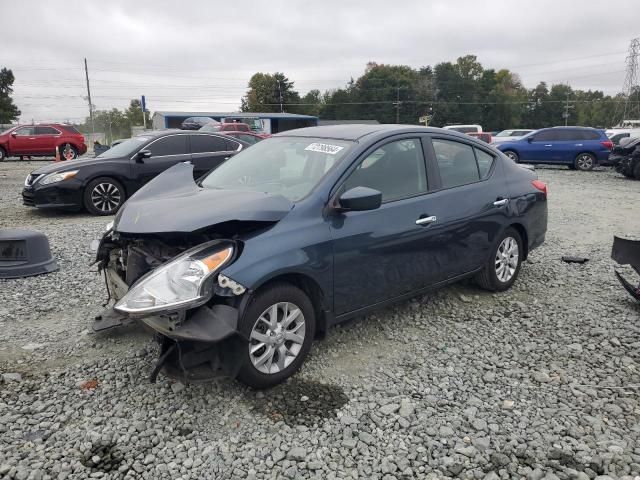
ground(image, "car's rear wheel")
xmin=0 ymin=147 xmax=6 ymax=161
xmin=236 ymin=283 xmax=315 ymax=389
xmin=60 ymin=143 xmax=78 ymax=161
xmin=574 ymin=153 xmax=595 ymax=171
xmin=503 ymin=150 xmax=519 ymax=163
xmin=475 ymin=228 xmax=523 ymax=292
xmin=634 ymin=161 xmax=640 ymax=180
xmin=84 ymin=177 xmax=126 ymax=215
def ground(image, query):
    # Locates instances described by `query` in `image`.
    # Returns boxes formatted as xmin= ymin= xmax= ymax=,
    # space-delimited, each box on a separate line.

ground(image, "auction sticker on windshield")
xmin=305 ymin=143 xmax=344 ymax=155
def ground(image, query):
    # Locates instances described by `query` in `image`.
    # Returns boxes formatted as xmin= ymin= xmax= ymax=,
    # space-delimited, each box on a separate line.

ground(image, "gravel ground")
xmin=1 ymin=160 xmax=640 ymax=480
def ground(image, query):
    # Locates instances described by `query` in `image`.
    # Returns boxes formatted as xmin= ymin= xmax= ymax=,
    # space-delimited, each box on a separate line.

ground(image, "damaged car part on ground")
xmin=611 ymin=235 xmax=640 ymax=302
xmin=93 ymin=124 xmax=548 ymax=389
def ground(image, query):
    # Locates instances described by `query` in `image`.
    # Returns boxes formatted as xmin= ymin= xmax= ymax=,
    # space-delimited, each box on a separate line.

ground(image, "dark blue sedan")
xmin=95 ymin=124 xmax=548 ymax=388
xmin=494 ymin=126 xmax=613 ymax=171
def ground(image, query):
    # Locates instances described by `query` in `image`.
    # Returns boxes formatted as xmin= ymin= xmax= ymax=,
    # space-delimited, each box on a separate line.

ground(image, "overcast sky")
xmin=2 ymin=0 xmax=638 ymax=123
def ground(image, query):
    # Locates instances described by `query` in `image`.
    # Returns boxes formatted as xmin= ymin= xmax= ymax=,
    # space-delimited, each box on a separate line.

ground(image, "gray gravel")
xmin=2 ymin=160 xmax=640 ymax=479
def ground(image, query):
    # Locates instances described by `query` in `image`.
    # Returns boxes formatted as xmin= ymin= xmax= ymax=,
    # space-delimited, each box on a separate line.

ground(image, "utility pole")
xmin=84 ymin=58 xmax=95 ymax=138
xmin=393 ymin=85 xmax=402 ymax=123
xmin=617 ymin=37 xmax=640 ymax=125
xmin=277 ymin=80 xmax=284 ymax=113
xmin=563 ymin=90 xmax=574 ymax=126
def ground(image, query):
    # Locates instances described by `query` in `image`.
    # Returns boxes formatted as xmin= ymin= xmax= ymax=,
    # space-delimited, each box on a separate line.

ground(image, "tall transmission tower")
xmin=614 ymin=37 xmax=640 ymax=126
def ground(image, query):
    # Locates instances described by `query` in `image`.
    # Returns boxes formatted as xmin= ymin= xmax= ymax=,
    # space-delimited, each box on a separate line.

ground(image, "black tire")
xmin=236 ymin=283 xmax=315 ymax=389
xmin=83 ymin=177 xmax=126 ymax=216
xmin=634 ymin=161 xmax=640 ymax=180
xmin=475 ymin=227 xmax=523 ymax=292
xmin=0 ymin=146 xmax=6 ymax=161
xmin=574 ymin=152 xmax=595 ymax=171
xmin=503 ymin=150 xmax=519 ymax=163
xmin=60 ymin=143 xmax=78 ymax=161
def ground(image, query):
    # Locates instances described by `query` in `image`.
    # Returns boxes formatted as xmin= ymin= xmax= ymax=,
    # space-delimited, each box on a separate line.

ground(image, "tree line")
xmin=241 ymin=55 xmax=638 ymax=130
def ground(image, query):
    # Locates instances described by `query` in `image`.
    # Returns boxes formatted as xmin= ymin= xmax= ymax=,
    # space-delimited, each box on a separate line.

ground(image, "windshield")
xmin=199 ymin=123 xmax=222 ymax=132
xmin=201 ymin=137 xmax=353 ymax=201
xmin=96 ymin=136 xmax=151 ymax=159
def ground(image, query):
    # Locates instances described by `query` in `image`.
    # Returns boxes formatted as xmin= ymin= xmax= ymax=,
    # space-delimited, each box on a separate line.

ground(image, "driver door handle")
xmin=493 ymin=198 xmax=509 ymax=207
xmin=416 ymin=215 xmax=437 ymax=226
xmin=544 ymin=144 xmax=552 ymax=147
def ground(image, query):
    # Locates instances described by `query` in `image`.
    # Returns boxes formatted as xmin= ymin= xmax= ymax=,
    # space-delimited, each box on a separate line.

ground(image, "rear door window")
xmin=35 ymin=126 xmax=60 ymax=135
xmin=432 ymin=139 xmax=480 ymax=188
xmin=578 ymin=130 xmax=601 ymax=140
xmin=190 ymin=134 xmax=228 ymax=153
xmin=147 ymin=135 xmax=188 ymax=156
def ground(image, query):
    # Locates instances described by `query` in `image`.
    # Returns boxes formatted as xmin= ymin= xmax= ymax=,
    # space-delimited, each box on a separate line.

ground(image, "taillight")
xmin=532 ymin=180 xmax=547 ymax=198
xmin=601 ymin=140 xmax=613 ymax=150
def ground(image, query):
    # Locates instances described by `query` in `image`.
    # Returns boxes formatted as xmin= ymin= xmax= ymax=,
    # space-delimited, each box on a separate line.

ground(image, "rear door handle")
xmin=493 ymin=198 xmax=509 ymax=207
xmin=416 ymin=215 xmax=437 ymax=226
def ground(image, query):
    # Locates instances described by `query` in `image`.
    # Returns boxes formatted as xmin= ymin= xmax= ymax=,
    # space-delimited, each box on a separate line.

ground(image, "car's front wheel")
xmin=0 ymin=147 xmax=6 ymax=161
xmin=475 ymin=228 xmax=523 ymax=292
xmin=236 ymin=283 xmax=315 ymax=389
xmin=574 ymin=153 xmax=595 ymax=171
xmin=84 ymin=177 xmax=126 ymax=215
xmin=503 ymin=150 xmax=519 ymax=163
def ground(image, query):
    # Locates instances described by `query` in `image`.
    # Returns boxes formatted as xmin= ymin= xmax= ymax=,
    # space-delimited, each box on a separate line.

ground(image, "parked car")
xmin=605 ymin=128 xmax=640 ymax=146
xmin=468 ymin=132 xmax=492 ymax=143
xmin=22 ymin=130 xmax=246 ymax=215
xmin=200 ymin=122 xmax=253 ymax=133
xmin=495 ymin=126 xmax=613 ymax=171
xmin=221 ymin=131 xmax=269 ymax=145
xmin=180 ymin=117 xmax=217 ymax=130
xmin=93 ymin=124 xmax=548 ymax=388
xmin=491 ymin=129 xmax=535 ymax=143
xmin=443 ymin=124 xmax=483 ymax=133
xmin=0 ymin=124 xmax=87 ymax=161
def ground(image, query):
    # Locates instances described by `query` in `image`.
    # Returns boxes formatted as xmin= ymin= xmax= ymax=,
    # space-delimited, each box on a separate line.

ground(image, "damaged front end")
xmin=91 ymin=161 xmax=294 ymax=382
xmin=94 ymin=231 xmax=250 ymax=381
xmin=611 ymin=236 xmax=640 ymax=302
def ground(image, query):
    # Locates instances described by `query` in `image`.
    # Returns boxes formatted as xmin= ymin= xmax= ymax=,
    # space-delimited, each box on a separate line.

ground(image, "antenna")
xmin=614 ymin=37 xmax=640 ymax=126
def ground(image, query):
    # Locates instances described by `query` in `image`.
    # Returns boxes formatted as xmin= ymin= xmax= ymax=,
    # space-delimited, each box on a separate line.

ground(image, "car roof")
xmin=277 ymin=124 xmax=461 ymax=142
xmin=545 ymin=126 xmax=600 ymax=130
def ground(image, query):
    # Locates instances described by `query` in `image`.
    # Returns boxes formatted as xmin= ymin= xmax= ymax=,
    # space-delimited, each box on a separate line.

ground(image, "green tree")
xmin=125 ymin=99 xmax=150 ymax=126
xmin=0 ymin=68 xmax=21 ymax=123
xmin=241 ymin=72 xmax=300 ymax=113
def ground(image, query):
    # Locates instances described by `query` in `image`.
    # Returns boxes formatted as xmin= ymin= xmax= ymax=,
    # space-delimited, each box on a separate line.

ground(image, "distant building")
xmin=152 ymin=111 xmax=318 ymax=134
xmin=318 ymin=120 xmax=380 ymax=126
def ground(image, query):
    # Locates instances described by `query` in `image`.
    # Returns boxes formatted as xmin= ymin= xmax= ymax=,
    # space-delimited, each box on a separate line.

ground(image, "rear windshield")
xmin=446 ymin=126 xmax=479 ymax=134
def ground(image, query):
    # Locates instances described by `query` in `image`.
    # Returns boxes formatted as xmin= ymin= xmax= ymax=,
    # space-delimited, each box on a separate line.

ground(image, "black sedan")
xmin=22 ymin=130 xmax=245 ymax=215
xmin=94 ymin=124 xmax=548 ymax=388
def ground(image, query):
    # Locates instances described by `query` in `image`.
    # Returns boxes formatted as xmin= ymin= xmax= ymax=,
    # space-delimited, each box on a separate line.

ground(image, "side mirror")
xmin=338 ymin=187 xmax=382 ymax=212
xmin=10 ymin=132 xmax=17 ymax=137
xmin=136 ymin=149 xmax=152 ymax=162
xmin=527 ymin=137 xmax=534 ymax=143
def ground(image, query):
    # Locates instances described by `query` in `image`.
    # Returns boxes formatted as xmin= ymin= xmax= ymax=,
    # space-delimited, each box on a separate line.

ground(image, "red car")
xmin=221 ymin=130 xmax=270 ymax=145
xmin=0 ymin=124 xmax=87 ymax=161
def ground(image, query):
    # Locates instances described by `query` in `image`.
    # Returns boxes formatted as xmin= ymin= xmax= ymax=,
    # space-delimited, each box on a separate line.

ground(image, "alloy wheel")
xmin=62 ymin=143 xmax=77 ymax=160
xmin=91 ymin=182 xmax=122 ymax=213
xmin=576 ymin=154 xmax=594 ymax=171
xmin=249 ymin=301 xmax=306 ymax=374
xmin=495 ymin=236 xmax=519 ymax=283
xmin=504 ymin=151 xmax=518 ymax=162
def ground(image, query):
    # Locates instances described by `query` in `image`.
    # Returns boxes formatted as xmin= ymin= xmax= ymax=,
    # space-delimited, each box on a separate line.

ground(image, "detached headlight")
xmin=114 ymin=242 xmax=234 ymax=315
xmin=39 ymin=170 xmax=79 ymax=185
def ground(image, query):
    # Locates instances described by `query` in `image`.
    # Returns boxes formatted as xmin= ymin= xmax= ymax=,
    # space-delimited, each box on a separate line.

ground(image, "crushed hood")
xmin=114 ymin=162 xmax=294 ymax=234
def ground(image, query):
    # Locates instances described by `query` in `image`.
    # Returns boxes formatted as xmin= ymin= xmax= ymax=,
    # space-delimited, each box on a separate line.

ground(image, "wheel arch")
xmin=508 ymin=222 xmax=529 ymax=260
xmin=247 ymin=272 xmax=329 ymax=338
